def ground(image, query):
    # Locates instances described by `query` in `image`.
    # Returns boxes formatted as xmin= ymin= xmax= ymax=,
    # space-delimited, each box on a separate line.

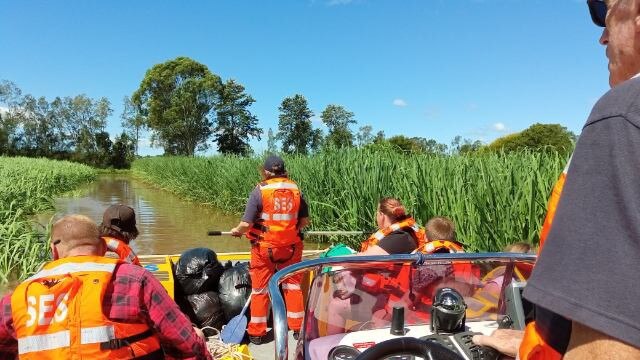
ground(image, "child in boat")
xmin=100 ymin=204 xmax=141 ymax=265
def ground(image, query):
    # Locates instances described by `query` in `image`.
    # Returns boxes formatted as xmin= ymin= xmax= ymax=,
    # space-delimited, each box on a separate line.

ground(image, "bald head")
xmin=51 ymin=215 xmax=105 ymax=258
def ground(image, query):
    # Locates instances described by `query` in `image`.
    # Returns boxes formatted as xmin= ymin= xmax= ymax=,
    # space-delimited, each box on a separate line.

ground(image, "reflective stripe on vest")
xmin=27 ymin=261 xmax=116 ymax=280
xmin=103 ymin=237 xmax=141 ymax=266
xmin=423 ymin=240 xmax=464 ymax=254
xmin=361 ymin=217 xmax=425 ymax=252
xmin=261 ymin=213 xmax=298 ymax=221
xmin=12 ymin=256 xmax=161 ymax=359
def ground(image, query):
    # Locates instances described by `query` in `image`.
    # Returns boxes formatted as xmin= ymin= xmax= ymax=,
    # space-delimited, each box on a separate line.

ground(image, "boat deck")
xmin=249 ymin=331 xmax=297 ymax=360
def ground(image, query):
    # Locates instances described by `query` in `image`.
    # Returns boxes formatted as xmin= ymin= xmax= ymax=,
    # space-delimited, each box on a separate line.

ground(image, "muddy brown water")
xmin=39 ymin=174 xmax=325 ymax=256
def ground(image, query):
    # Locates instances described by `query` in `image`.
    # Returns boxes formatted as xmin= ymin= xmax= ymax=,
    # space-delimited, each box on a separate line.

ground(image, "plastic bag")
xmin=186 ymin=291 xmax=226 ymax=332
xmin=175 ymin=247 xmax=225 ymax=295
xmin=218 ymin=261 xmax=251 ymax=321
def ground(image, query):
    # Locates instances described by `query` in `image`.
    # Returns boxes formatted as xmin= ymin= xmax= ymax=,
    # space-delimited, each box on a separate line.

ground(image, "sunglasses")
xmin=587 ymin=0 xmax=607 ymax=28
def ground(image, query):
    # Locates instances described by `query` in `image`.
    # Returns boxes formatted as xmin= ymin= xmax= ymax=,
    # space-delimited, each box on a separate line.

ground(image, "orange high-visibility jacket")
xmin=520 ymin=157 xmax=573 ymax=360
xmin=247 ymin=177 xmax=302 ymax=248
xmin=11 ymin=256 xmax=161 ymax=359
xmin=360 ymin=217 xmax=426 ymax=252
xmin=104 ymin=236 xmax=141 ymax=265
xmin=423 ymin=240 xmax=464 ymax=254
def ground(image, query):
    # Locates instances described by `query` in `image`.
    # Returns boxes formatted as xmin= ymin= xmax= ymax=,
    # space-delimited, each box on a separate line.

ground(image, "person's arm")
xmin=297 ymin=195 xmax=310 ymax=230
xmin=139 ymin=271 xmax=213 ymax=360
xmin=0 ymin=294 xmax=17 ymax=360
xmin=231 ymin=187 xmax=261 ymax=236
xmin=358 ymin=245 xmax=389 ymax=256
xmin=564 ymin=322 xmax=640 ymax=360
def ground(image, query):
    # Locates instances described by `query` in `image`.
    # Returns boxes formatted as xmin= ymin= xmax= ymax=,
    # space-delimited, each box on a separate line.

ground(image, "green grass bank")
xmin=133 ymin=149 xmax=566 ymax=251
xmin=0 ymin=157 xmax=97 ymax=284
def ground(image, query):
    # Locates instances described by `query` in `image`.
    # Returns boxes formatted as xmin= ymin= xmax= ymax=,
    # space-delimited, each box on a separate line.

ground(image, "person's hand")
xmin=472 ymin=329 xmax=524 ymax=358
xmin=230 ymin=227 xmax=243 ymax=237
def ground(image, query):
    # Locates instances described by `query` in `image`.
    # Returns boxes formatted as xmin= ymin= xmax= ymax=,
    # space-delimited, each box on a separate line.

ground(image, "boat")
xmin=138 ymin=249 xmax=326 ymax=360
xmin=267 ymin=252 xmax=536 ymax=360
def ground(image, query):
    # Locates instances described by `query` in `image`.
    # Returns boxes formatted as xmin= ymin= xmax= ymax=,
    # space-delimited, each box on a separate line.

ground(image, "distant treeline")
xmin=1 ymin=56 xmax=576 ymax=166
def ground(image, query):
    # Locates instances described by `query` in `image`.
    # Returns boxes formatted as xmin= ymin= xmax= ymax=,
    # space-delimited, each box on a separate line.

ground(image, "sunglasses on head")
xmin=587 ymin=0 xmax=607 ymax=27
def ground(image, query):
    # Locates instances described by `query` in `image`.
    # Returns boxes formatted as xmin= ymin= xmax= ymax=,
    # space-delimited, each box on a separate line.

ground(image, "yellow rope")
xmin=201 ymin=327 xmax=254 ymax=360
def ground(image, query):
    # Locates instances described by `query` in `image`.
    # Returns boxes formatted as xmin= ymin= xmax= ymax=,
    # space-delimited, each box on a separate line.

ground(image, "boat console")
xmin=268 ymin=253 xmax=536 ymax=360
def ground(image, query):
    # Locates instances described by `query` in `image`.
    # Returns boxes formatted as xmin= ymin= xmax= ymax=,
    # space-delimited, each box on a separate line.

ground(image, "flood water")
xmin=42 ymin=174 xmax=324 ymax=255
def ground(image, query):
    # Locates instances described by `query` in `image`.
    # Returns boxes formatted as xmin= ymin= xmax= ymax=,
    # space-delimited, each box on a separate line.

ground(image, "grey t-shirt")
xmin=524 ymin=77 xmax=640 ymax=349
xmin=241 ymin=186 xmax=309 ymax=223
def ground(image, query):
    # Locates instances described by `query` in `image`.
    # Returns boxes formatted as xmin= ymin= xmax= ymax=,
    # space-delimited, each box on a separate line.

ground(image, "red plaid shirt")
xmin=0 ymin=262 xmax=212 ymax=360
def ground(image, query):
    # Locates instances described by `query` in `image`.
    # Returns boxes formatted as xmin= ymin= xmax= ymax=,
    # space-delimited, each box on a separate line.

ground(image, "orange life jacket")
xmin=246 ymin=177 xmax=302 ymax=248
xmin=422 ymin=240 xmax=464 ymax=254
xmin=520 ymin=156 xmax=572 ymax=360
xmin=104 ymin=236 xmax=141 ymax=266
xmin=11 ymin=256 xmax=162 ymax=360
xmin=519 ymin=322 xmax=563 ymax=360
xmin=360 ymin=217 xmax=426 ymax=252
xmin=538 ymin=156 xmax=571 ymax=252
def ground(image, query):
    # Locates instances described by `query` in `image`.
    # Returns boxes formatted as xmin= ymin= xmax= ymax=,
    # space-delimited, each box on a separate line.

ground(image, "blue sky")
xmin=1 ymin=0 xmax=608 ymax=155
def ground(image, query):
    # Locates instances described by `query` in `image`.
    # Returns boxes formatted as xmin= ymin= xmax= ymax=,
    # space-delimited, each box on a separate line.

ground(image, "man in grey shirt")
xmin=523 ymin=1 xmax=640 ymax=358
xmin=475 ymin=1 xmax=640 ymax=358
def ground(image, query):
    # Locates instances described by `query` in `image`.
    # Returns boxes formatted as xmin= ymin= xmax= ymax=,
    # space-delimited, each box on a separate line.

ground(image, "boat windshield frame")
xmin=267 ymin=252 xmax=537 ymax=360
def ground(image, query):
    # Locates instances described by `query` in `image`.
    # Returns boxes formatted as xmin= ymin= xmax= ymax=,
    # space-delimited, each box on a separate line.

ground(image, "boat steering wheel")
xmin=354 ymin=337 xmax=464 ymax=360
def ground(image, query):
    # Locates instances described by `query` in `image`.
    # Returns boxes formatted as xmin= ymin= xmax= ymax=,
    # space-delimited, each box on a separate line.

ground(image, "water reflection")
xmin=46 ymin=175 xmax=323 ymax=255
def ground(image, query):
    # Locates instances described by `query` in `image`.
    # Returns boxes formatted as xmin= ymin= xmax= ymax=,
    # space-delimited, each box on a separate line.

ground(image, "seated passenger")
xmin=100 ymin=204 xmax=141 ymax=265
xmin=327 ymin=197 xmax=424 ymax=334
xmin=466 ymin=241 xmax=532 ymax=319
xmin=423 ymin=216 xmax=465 ymax=253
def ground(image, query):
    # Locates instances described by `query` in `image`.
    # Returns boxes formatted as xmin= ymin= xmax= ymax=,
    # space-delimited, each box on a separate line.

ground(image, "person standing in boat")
xmin=100 ymin=204 xmax=141 ymax=265
xmin=229 ymin=155 xmax=310 ymax=345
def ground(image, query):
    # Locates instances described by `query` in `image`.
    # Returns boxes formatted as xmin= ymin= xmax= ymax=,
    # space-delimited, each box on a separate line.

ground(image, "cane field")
xmin=0 ymin=157 xmax=97 ymax=284
xmin=133 ymin=149 xmax=567 ymax=251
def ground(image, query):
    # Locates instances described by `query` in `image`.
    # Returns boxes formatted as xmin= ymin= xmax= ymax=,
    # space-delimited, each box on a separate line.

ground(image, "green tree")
xmin=488 ymin=123 xmax=576 ymax=154
xmin=58 ymin=95 xmax=112 ymax=151
xmin=121 ymin=96 xmax=145 ymax=156
xmin=277 ymin=94 xmax=315 ymax=154
xmin=321 ymin=104 xmax=356 ymax=148
xmin=111 ymin=132 xmax=135 ymax=169
xmin=214 ymin=79 xmax=262 ymax=155
xmin=267 ymin=128 xmax=278 ymax=154
xmin=356 ymin=125 xmax=374 ymax=147
xmin=132 ymin=57 xmax=222 ymax=156
xmin=387 ymin=135 xmax=425 ymax=153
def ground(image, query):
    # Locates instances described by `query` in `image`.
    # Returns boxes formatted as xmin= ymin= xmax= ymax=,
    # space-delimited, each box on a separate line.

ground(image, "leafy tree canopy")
xmin=277 ymin=94 xmax=316 ymax=154
xmin=214 ymin=79 xmax=262 ymax=156
xmin=321 ymin=104 xmax=356 ymax=148
xmin=132 ymin=57 xmax=222 ymax=156
xmin=488 ymin=123 xmax=576 ymax=154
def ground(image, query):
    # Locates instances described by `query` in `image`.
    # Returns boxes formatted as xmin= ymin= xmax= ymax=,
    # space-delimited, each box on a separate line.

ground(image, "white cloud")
xmin=393 ymin=99 xmax=407 ymax=107
xmin=0 ymin=106 xmax=8 ymax=116
xmin=492 ymin=122 xmax=506 ymax=132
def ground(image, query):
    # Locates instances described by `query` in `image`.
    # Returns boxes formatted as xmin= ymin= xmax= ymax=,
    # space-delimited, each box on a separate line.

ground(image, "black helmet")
xmin=430 ymin=287 xmax=467 ymax=334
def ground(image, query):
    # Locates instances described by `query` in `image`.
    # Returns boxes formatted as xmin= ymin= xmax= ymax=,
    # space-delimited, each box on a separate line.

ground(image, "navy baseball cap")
xmin=263 ymin=155 xmax=286 ymax=174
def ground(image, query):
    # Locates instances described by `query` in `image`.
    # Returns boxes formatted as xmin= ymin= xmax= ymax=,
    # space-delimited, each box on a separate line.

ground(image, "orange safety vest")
xmin=422 ymin=240 xmax=464 ymax=254
xmin=246 ymin=177 xmax=302 ymax=248
xmin=104 ymin=236 xmax=141 ymax=266
xmin=520 ymin=156 xmax=572 ymax=360
xmin=360 ymin=217 xmax=426 ymax=252
xmin=11 ymin=256 xmax=162 ymax=359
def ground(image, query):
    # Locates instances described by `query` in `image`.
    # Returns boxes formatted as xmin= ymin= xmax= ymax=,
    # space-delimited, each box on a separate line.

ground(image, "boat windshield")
xmin=302 ymin=257 xmax=535 ymax=345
